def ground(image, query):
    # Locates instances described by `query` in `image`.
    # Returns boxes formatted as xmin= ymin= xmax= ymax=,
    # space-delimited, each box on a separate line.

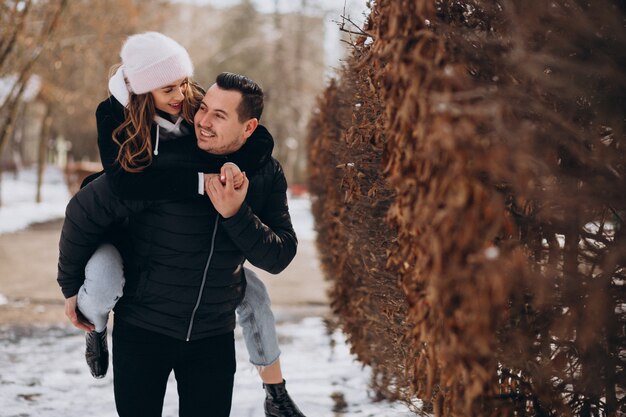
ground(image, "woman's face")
xmin=150 ymin=78 xmax=188 ymax=116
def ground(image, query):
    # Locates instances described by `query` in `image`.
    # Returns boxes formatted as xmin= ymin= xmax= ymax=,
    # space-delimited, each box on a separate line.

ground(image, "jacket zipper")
xmin=186 ymin=214 xmax=220 ymax=341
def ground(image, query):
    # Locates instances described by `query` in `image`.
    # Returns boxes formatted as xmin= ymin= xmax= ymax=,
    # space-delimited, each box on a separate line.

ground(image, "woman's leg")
xmin=76 ymin=243 xmax=125 ymax=378
xmin=76 ymin=243 xmax=125 ymax=332
xmin=237 ymin=267 xmax=307 ymax=417
xmin=236 ymin=267 xmax=281 ymax=371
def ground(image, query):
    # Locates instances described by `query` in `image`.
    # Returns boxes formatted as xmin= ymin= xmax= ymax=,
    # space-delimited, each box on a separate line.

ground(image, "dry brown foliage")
xmin=307 ymin=49 xmax=414 ymax=402
xmin=307 ymin=1 xmax=626 ymax=416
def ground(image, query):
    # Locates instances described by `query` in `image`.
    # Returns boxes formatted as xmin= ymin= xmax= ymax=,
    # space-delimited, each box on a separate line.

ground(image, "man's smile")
xmin=197 ymin=126 xmax=217 ymax=139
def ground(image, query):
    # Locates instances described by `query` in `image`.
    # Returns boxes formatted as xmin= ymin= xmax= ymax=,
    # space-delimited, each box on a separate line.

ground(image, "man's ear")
xmin=242 ymin=118 xmax=259 ymax=141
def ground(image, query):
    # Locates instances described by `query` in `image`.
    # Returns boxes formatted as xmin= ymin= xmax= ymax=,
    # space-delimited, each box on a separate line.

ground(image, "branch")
xmin=334 ymin=14 xmax=374 ymax=39
xmin=29 ymin=0 xmax=68 ymax=65
xmin=338 ymin=26 xmax=372 ymax=37
xmin=0 ymin=81 xmax=27 ymax=158
xmin=2 ymin=0 xmax=67 ymax=103
xmin=0 ymin=0 xmax=67 ymax=157
xmin=0 ymin=0 xmax=32 ymax=72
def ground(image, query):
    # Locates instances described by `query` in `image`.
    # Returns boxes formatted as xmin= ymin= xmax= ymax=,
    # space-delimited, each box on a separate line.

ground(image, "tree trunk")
xmin=36 ymin=103 xmax=52 ymax=203
xmin=290 ymin=0 xmax=307 ymax=185
xmin=0 ymin=163 xmax=3 ymax=208
xmin=0 ymin=80 xmax=27 ymax=161
xmin=0 ymin=84 xmax=27 ymax=209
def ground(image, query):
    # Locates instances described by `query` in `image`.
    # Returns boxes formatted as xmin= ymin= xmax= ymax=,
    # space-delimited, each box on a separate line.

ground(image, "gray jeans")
xmin=77 ymin=243 xmax=281 ymax=366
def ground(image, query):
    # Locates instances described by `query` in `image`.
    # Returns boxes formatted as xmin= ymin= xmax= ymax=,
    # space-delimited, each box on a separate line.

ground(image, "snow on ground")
xmin=0 ymin=166 xmax=70 ymax=234
xmin=0 ymin=315 xmax=417 ymax=417
xmin=0 ymin=165 xmax=420 ymax=416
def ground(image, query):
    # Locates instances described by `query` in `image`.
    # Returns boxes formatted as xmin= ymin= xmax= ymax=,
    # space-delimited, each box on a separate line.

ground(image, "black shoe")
xmin=264 ymin=379 xmax=306 ymax=417
xmin=85 ymin=328 xmax=108 ymax=379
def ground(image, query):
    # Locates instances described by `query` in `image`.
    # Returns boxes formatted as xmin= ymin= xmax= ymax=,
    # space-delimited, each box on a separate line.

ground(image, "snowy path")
xmin=0 ymin=167 xmax=418 ymax=416
xmin=0 ymin=311 xmax=414 ymax=417
xmin=0 ymin=167 xmax=70 ymax=234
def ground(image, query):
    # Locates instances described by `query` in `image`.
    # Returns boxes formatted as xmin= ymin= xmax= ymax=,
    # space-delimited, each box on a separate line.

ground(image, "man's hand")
xmin=65 ymin=295 xmax=95 ymax=332
xmin=206 ymin=166 xmax=249 ymax=218
xmin=204 ymin=173 xmax=219 ymax=190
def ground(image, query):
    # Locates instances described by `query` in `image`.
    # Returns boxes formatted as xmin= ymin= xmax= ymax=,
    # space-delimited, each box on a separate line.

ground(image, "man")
xmin=58 ymin=73 xmax=302 ymax=417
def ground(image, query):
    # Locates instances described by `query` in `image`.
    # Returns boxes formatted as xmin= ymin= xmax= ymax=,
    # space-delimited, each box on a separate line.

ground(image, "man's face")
xmin=194 ymin=84 xmax=254 ymax=155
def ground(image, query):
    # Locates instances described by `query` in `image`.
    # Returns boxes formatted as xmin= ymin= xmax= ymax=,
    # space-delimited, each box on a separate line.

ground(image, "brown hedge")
xmin=307 ymin=1 xmax=626 ymax=416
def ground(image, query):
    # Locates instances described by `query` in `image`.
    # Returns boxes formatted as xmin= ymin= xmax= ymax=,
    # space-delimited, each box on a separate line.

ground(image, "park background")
xmin=1 ymin=1 xmax=625 ymax=417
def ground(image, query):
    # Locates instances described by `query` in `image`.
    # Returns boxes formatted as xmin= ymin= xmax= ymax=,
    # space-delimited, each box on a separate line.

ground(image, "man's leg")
xmin=236 ymin=267 xmax=306 ymax=417
xmin=77 ymin=243 xmax=125 ymax=378
xmin=175 ymin=331 xmax=236 ymax=417
xmin=113 ymin=318 xmax=173 ymax=417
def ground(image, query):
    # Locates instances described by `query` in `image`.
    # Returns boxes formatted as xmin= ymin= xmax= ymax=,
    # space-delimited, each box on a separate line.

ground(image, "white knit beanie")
xmin=108 ymin=32 xmax=193 ymax=103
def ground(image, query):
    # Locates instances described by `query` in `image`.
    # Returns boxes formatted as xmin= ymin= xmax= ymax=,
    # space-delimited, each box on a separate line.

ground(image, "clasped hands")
xmin=205 ymin=163 xmax=248 ymax=218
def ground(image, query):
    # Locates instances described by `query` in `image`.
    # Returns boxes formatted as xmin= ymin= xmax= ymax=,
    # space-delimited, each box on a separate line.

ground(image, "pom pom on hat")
xmin=108 ymin=32 xmax=193 ymax=101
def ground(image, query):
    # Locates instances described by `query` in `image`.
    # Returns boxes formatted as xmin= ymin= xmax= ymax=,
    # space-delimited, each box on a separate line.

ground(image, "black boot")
xmin=264 ymin=379 xmax=306 ymax=417
xmin=85 ymin=328 xmax=109 ymax=379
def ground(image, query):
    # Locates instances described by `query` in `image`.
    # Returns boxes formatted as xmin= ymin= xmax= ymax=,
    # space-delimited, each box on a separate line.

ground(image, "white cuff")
xmin=197 ymin=172 xmax=204 ymax=195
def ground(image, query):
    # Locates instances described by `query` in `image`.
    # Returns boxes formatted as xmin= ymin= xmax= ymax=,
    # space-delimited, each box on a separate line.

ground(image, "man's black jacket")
xmin=57 ymin=157 xmax=297 ymax=341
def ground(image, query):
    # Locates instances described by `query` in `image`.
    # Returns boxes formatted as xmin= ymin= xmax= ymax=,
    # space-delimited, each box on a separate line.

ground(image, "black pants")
xmin=112 ymin=318 xmax=236 ymax=417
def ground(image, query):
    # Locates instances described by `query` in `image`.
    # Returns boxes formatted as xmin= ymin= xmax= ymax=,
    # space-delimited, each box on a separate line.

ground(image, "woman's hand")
xmin=204 ymin=163 xmax=244 ymax=194
xmin=220 ymin=162 xmax=244 ymax=190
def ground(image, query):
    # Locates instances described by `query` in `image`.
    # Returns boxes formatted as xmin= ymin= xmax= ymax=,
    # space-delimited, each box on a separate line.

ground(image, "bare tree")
xmin=259 ymin=0 xmax=326 ymax=185
xmin=0 ymin=0 xmax=66 ymax=155
xmin=0 ymin=0 xmax=160 ymax=205
xmin=0 ymin=0 xmax=66 ymax=206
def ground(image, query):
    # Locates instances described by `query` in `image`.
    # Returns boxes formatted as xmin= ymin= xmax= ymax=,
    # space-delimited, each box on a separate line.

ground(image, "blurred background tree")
xmin=0 ymin=0 xmax=360 ymax=199
xmin=0 ymin=0 xmax=66 ymax=205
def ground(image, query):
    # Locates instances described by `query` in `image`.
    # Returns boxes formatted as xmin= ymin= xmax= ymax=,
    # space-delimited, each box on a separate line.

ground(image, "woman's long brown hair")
xmin=111 ymin=76 xmax=205 ymax=172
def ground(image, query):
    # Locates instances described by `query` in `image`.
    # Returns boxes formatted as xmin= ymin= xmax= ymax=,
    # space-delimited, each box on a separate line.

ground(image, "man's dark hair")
xmin=215 ymin=72 xmax=264 ymax=122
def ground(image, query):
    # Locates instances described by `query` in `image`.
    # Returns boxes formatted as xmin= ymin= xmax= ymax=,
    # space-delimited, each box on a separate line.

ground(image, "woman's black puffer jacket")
xmin=57 ymin=156 xmax=297 ymax=341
